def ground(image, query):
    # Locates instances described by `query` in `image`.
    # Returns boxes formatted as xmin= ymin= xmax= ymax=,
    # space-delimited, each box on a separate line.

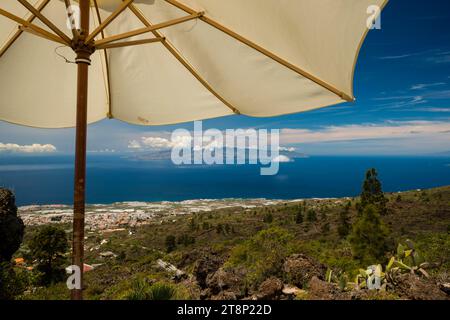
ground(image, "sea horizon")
xmin=1 ymin=154 xmax=449 ymax=206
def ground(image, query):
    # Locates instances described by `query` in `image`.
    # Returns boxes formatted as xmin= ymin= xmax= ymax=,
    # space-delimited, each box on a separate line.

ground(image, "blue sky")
xmin=1 ymin=0 xmax=450 ymax=156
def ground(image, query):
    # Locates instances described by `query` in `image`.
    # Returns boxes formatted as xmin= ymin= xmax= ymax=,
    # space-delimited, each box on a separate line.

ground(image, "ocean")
xmin=0 ymin=155 xmax=449 ymax=206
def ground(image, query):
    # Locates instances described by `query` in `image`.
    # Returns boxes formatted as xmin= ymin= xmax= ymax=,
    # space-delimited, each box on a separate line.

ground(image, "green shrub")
xmin=349 ymin=205 xmax=390 ymax=264
xmin=165 ymin=235 xmax=176 ymax=253
xmin=306 ymin=210 xmax=317 ymax=222
xmin=295 ymin=211 xmax=303 ymax=224
xmin=177 ymin=234 xmax=195 ymax=247
xmin=124 ymin=280 xmax=177 ymax=300
xmin=337 ymin=202 xmax=351 ymax=238
xmin=0 ymin=189 xmax=24 ymax=263
xmin=125 ymin=279 xmax=151 ymax=300
xmin=148 ymin=282 xmax=177 ymax=300
xmin=202 ymin=222 xmax=211 ymax=230
xmin=0 ymin=262 xmax=27 ymax=299
xmin=28 ymin=225 xmax=68 ymax=285
xmin=226 ymin=227 xmax=293 ymax=286
xmin=414 ymin=233 xmax=450 ymax=270
xmin=216 ymin=224 xmax=224 ymax=234
xmin=19 ymin=281 xmax=70 ymax=300
xmin=263 ymin=212 xmax=274 ymax=224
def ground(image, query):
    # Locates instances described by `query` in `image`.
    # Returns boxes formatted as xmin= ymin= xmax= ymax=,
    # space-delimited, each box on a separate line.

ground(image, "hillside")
xmin=11 ymin=186 xmax=450 ymax=300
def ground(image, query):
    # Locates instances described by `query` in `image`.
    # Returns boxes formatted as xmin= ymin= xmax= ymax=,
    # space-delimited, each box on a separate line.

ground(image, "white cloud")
xmin=427 ymin=53 xmax=450 ymax=64
xmin=272 ymin=155 xmax=291 ymax=163
xmin=373 ymin=89 xmax=450 ymax=110
xmin=141 ymin=137 xmax=173 ymax=149
xmin=88 ymin=149 xmax=116 ymax=153
xmin=129 ymin=130 xmax=282 ymax=152
xmin=378 ymin=53 xmax=420 ymax=60
xmin=279 ymin=146 xmax=296 ymax=152
xmin=142 ymin=135 xmax=192 ymax=149
xmin=415 ymin=107 xmax=450 ymax=113
xmin=0 ymin=143 xmax=56 ymax=153
xmin=373 ymin=95 xmax=427 ymax=108
xmin=128 ymin=140 xmax=142 ymax=149
xmin=411 ymin=82 xmax=446 ymax=90
xmin=128 ymin=134 xmax=192 ymax=150
xmin=280 ymin=121 xmax=450 ymax=144
xmin=378 ymin=50 xmax=450 ymax=64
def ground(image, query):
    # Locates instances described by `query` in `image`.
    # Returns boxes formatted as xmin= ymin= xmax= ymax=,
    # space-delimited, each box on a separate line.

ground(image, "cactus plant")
xmin=385 ymin=240 xmax=430 ymax=286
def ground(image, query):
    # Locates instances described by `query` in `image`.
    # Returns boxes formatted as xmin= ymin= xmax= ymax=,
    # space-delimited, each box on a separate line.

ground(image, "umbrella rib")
xmin=128 ymin=4 xmax=240 ymax=115
xmin=17 ymin=0 xmax=72 ymax=44
xmin=94 ymin=13 xmax=202 ymax=47
xmin=0 ymin=7 xmax=68 ymax=46
xmin=0 ymin=0 xmax=50 ymax=59
xmin=18 ymin=25 xmax=67 ymax=45
xmin=164 ymin=0 xmax=354 ymax=102
xmin=93 ymin=0 xmax=113 ymax=119
xmin=96 ymin=37 xmax=164 ymax=49
xmin=85 ymin=0 xmax=134 ymax=44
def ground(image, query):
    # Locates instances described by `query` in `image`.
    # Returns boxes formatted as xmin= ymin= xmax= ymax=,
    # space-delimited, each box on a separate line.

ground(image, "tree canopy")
xmin=0 ymin=189 xmax=24 ymax=263
xmin=360 ymin=168 xmax=388 ymax=215
xmin=349 ymin=204 xmax=390 ymax=264
xmin=29 ymin=225 xmax=68 ymax=285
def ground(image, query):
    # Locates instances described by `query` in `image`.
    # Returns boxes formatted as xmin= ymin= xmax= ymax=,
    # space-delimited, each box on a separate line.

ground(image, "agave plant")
xmin=125 ymin=279 xmax=152 ymax=300
xmin=148 ymin=282 xmax=177 ymax=300
xmin=387 ymin=241 xmax=429 ymax=276
xmin=124 ymin=279 xmax=177 ymax=300
xmin=324 ymin=268 xmax=350 ymax=291
xmin=385 ymin=240 xmax=430 ymax=286
xmin=325 ymin=269 xmax=333 ymax=283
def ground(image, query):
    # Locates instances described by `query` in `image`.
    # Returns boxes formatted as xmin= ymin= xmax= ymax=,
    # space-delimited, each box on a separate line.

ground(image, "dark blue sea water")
xmin=0 ymin=155 xmax=449 ymax=206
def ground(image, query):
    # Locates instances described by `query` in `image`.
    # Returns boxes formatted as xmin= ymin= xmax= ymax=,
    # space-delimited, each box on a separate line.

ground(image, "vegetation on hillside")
xmin=1 ymin=168 xmax=449 ymax=300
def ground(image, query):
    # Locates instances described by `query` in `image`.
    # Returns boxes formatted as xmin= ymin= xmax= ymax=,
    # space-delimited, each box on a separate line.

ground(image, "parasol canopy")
xmin=1 ymin=0 xmax=386 ymax=127
xmin=0 ymin=0 xmax=387 ymax=300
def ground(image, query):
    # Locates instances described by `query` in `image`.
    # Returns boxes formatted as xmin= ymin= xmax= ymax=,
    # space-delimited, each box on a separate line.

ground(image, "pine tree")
xmin=216 ymin=223 xmax=224 ymax=234
xmin=360 ymin=168 xmax=388 ymax=215
xmin=295 ymin=210 xmax=303 ymax=224
xmin=306 ymin=209 xmax=317 ymax=222
xmin=263 ymin=212 xmax=274 ymax=224
xmin=337 ymin=202 xmax=351 ymax=238
xmin=165 ymin=235 xmax=176 ymax=253
xmin=349 ymin=205 xmax=389 ymax=263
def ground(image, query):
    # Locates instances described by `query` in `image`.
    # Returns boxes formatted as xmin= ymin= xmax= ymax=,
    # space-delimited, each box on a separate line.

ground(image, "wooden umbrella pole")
xmin=71 ymin=0 xmax=93 ymax=301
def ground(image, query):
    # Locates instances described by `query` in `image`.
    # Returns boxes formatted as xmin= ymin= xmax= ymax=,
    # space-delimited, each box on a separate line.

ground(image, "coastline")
xmin=19 ymin=197 xmax=349 ymax=232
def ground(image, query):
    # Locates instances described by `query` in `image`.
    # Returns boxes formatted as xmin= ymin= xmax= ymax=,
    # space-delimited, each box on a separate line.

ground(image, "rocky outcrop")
xmin=307 ymin=276 xmax=349 ymax=300
xmin=0 ymin=189 xmax=24 ymax=262
xmin=394 ymin=274 xmax=449 ymax=300
xmin=282 ymin=285 xmax=305 ymax=297
xmin=189 ymin=246 xmax=448 ymax=301
xmin=440 ymin=283 xmax=450 ymax=296
xmin=205 ymin=267 xmax=247 ymax=300
xmin=192 ymin=252 xmax=224 ymax=289
xmin=254 ymin=277 xmax=284 ymax=300
xmin=283 ymin=254 xmax=326 ymax=288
